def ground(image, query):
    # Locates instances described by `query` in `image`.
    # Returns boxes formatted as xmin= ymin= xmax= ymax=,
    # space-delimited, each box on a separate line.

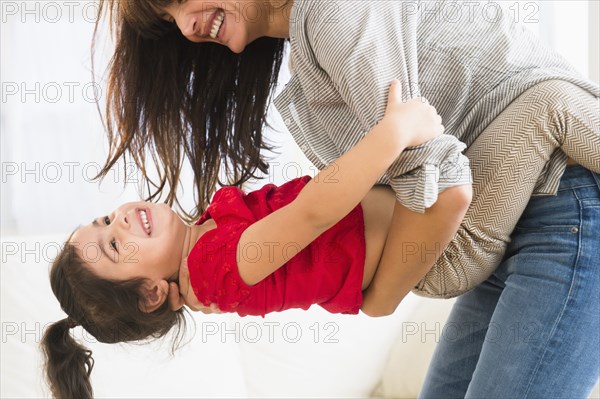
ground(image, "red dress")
xmin=187 ymin=176 xmax=366 ymax=317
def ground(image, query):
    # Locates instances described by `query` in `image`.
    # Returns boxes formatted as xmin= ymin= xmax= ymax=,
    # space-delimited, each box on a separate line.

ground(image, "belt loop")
xmin=591 ymin=169 xmax=600 ymax=190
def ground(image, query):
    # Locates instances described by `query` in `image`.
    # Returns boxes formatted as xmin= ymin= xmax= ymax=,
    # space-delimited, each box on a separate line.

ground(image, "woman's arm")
xmin=360 ymin=184 xmax=472 ymax=317
xmin=237 ymin=82 xmax=444 ymax=286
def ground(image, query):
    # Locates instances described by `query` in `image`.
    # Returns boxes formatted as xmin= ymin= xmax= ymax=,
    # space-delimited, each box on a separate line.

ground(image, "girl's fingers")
xmin=387 ymin=79 xmax=402 ymax=104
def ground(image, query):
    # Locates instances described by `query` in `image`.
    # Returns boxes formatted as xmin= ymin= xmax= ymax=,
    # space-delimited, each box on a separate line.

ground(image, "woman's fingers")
xmin=168 ymin=282 xmax=184 ymax=311
xmin=167 ymin=257 xmax=224 ymax=313
xmin=175 ymin=257 xmax=198 ymax=310
xmin=178 ymin=257 xmax=195 ymax=302
xmin=209 ymin=303 xmax=223 ymax=314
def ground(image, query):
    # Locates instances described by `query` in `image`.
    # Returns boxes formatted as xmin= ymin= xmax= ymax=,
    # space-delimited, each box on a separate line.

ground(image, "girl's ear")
xmin=138 ymin=280 xmax=170 ymax=313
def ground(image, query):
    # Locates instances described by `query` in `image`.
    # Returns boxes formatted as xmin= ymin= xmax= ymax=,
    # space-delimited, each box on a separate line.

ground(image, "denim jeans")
xmin=419 ymin=165 xmax=600 ymax=399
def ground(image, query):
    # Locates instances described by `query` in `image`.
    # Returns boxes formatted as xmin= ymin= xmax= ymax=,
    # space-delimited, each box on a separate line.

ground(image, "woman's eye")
xmin=104 ymin=216 xmax=111 ymax=225
xmin=160 ymin=13 xmax=175 ymax=23
xmin=110 ymin=239 xmax=118 ymax=252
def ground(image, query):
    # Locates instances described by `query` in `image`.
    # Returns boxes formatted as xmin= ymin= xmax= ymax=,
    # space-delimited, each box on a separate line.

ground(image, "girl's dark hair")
xmin=41 ymin=240 xmax=190 ymax=399
xmin=93 ymin=0 xmax=288 ymax=223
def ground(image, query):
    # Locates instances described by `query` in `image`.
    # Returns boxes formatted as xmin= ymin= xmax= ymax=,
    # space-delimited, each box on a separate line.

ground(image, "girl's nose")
xmin=114 ymin=211 xmax=130 ymax=230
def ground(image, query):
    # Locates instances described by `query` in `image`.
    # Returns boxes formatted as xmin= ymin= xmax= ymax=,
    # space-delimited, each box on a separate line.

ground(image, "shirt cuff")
xmin=388 ymin=136 xmax=472 ymax=213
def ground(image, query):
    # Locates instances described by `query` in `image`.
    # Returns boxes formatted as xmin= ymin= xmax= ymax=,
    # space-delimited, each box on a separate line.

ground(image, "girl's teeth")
xmin=140 ymin=210 xmax=151 ymax=234
xmin=210 ymin=10 xmax=224 ymax=39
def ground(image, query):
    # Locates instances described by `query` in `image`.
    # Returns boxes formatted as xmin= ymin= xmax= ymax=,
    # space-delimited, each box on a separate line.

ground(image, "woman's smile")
xmin=208 ymin=9 xmax=225 ymax=39
xmin=157 ymin=0 xmax=290 ymax=53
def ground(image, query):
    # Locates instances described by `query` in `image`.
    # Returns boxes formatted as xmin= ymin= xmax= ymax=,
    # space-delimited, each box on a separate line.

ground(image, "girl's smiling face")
xmin=70 ymin=202 xmax=189 ymax=284
xmin=158 ymin=0 xmax=289 ymax=53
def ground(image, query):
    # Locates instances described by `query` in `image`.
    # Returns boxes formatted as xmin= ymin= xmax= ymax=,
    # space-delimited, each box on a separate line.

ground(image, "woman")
xmin=93 ymin=0 xmax=599 ymax=397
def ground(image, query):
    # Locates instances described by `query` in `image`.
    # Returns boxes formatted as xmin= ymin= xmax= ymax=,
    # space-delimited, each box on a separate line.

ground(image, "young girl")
xmin=41 ymin=80 xmax=457 ymax=398
xmin=92 ymin=1 xmax=600 ymax=397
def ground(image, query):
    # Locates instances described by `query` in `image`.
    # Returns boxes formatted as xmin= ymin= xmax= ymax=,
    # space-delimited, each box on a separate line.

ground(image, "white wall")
xmin=0 ymin=0 xmax=597 ymax=236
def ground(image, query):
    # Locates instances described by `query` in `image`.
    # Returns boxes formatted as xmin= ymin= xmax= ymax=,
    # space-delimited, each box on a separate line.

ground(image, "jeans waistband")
xmin=559 ymin=165 xmax=600 ymax=191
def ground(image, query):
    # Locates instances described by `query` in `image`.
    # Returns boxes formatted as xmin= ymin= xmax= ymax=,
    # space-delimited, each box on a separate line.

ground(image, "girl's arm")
xmin=237 ymin=81 xmax=444 ymax=286
xmin=360 ymin=184 xmax=472 ymax=317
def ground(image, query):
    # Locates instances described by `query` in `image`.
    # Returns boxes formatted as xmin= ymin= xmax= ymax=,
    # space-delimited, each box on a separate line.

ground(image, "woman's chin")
xmin=228 ymin=42 xmax=245 ymax=54
xmin=227 ymin=35 xmax=252 ymax=54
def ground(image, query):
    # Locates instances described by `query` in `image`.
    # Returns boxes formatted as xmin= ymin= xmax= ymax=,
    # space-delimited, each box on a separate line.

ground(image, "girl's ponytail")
xmin=41 ymin=317 xmax=95 ymax=399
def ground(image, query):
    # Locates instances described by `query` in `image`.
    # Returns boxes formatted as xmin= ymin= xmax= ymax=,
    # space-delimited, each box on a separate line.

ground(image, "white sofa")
xmin=1 ymin=235 xmax=598 ymax=398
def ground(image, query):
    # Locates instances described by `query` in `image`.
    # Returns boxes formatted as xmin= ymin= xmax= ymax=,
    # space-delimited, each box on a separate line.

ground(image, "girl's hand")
xmin=168 ymin=258 xmax=222 ymax=314
xmin=380 ymin=80 xmax=445 ymax=148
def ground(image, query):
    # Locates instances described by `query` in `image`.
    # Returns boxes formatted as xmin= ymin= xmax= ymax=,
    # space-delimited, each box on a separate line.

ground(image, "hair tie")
xmin=66 ymin=317 xmax=78 ymax=329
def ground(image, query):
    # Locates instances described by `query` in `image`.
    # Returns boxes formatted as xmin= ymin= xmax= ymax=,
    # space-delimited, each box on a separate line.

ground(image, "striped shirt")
xmin=273 ymin=0 xmax=600 ymax=213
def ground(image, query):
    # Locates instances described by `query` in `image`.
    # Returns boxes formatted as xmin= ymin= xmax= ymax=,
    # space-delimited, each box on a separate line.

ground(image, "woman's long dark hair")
xmin=93 ymin=0 xmax=288 ymax=223
xmin=40 ymin=241 xmax=191 ymax=399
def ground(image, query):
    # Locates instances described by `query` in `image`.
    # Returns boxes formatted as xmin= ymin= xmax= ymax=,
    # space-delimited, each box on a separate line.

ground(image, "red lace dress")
xmin=187 ymin=176 xmax=366 ymax=317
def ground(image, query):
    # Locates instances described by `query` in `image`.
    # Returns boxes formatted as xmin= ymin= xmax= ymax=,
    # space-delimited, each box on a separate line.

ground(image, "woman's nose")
xmin=179 ymin=14 xmax=198 ymax=38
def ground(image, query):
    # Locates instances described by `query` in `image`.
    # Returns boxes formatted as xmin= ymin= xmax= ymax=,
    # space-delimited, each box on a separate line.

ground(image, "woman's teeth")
xmin=139 ymin=209 xmax=151 ymax=235
xmin=210 ymin=10 xmax=225 ymax=39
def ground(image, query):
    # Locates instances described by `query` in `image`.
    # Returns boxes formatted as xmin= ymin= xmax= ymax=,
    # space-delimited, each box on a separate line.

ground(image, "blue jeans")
xmin=419 ymin=165 xmax=600 ymax=399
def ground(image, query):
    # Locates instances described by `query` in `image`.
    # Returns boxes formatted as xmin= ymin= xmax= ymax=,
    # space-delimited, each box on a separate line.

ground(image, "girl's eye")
xmin=110 ymin=239 xmax=118 ymax=253
xmin=104 ymin=216 xmax=111 ymax=225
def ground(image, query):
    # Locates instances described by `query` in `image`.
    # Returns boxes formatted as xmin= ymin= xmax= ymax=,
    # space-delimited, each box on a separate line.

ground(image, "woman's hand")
xmin=168 ymin=258 xmax=222 ymax=314
xmin=379 ymin=80 xmax=445 ymax=148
